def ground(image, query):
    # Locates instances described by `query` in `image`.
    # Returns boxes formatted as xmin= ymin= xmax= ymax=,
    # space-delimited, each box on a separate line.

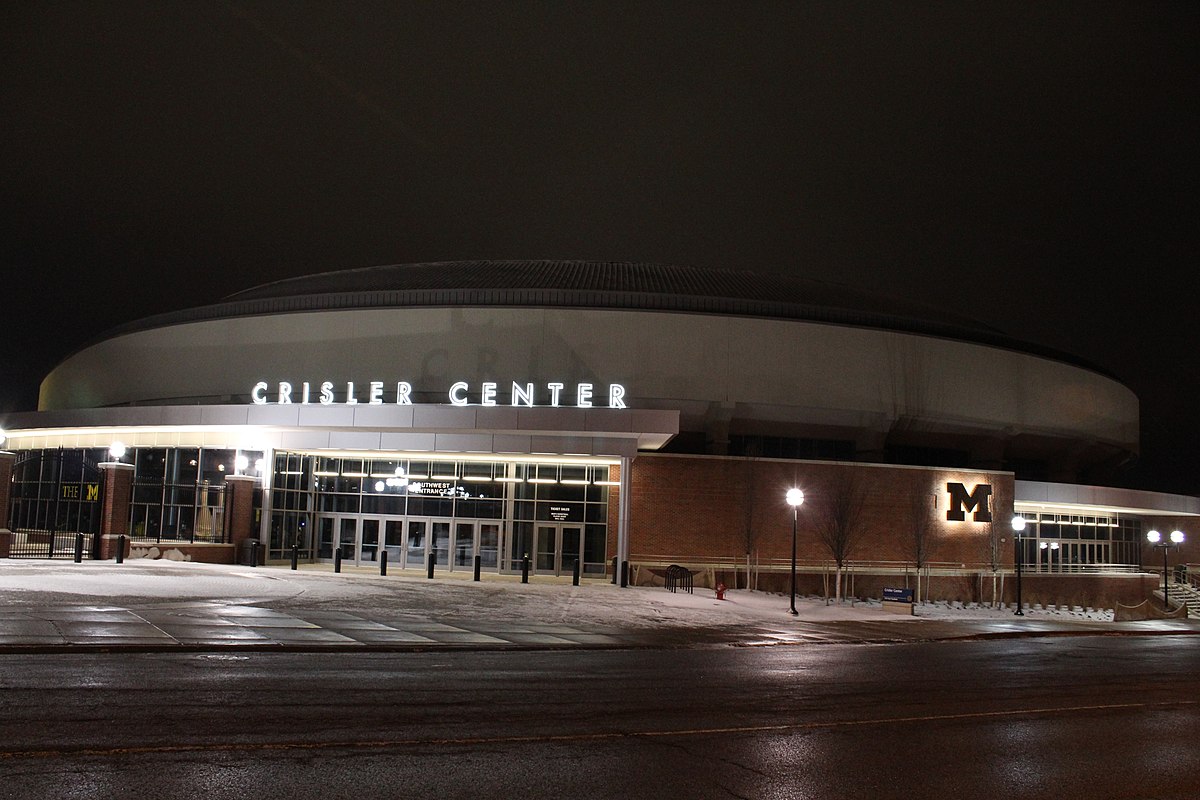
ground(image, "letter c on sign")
xmin=449 ymin=381 xmax=469 ymax=406
xmin=252 ymin=382 xmax=269 ymax=404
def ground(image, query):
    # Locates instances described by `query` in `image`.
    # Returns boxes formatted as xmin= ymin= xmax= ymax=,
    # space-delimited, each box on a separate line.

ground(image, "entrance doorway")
xmin=535 ymin=523 xmax=584 ymax=576
xmin=318 ymin=514 xmax=504 ymax=572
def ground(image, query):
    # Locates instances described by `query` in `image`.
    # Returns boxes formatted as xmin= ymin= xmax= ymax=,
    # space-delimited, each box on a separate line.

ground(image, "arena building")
xmin=1 ymin=261 xmax=1195 ymax=610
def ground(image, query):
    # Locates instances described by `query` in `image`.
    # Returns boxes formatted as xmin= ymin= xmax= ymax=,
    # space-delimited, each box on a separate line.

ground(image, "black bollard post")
xmin=291 ymin=543 xmax=299 ymax=571
xmin=116 ymin=534 xmax=125 ymax=564
xmin=250 ymin=541 xmax=259 ymax=568
xmin=473 ymin=554 xmax=481 ymax=582
xmin=612 ymin=556 xmax=618 ymax=584
xmin=572 ymin=557 xmax=580 ymax=586
xmin=74 ymin=533 xmax=84 ymax=563
xmin=427 ymin=552 xmax=435 ymax=579
xmin=334 ymin=548 xmax=342 ymax=573
xmin=380 ymin=550 xmax=388 ymax=576
xmin=620 ymin=560 xmax=628 ymax=588
xmin=521 ymin=555 xmax=530 ymax=584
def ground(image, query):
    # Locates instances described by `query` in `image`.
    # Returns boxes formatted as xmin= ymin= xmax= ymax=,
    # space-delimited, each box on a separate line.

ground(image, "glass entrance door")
xmin=337 ymin=517 xmax=357 ymax=564
xmin=317 ymin=516 xmax=336 ymax=559
xmin=359 ymin=517 xmax=381 ymax=565
xmin=403 ymin=518 xmax=452 ymax=570
xmin=534 ymin=524 xmax=584 ymax=576
xmin=405 ymin=519 xmax=428 ymax=570
xmin=318 ymin=514 xmax=470 ymax=570
xmin=453 ymin=521 xmax=476 ymax=569
xmin=479 ymin=522 xmax=500 ymax=569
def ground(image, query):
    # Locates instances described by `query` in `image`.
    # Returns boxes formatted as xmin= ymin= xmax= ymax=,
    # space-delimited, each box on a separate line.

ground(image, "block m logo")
xmin=946 ymin=482 xmax=993 ymax=522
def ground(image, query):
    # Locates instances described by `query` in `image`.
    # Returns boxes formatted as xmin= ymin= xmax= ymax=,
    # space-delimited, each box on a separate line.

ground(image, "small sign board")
xmin=882 ymin=587 xmax=915 ymax=615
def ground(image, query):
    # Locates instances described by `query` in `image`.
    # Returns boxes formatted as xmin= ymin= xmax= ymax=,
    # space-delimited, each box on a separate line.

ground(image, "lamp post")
xmin=1146 ymin=529 xmax=1185 ymax=610
xmin=1012 ymin=516 xmax=1026 ymax=616
xmin=786 ymin=488 xmax=804 ymax=616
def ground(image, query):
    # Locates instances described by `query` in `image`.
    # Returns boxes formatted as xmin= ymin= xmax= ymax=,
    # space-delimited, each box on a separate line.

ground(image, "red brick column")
xmin=223 ymin=475 xmax=260 ymax=552
xmin=0 ymin=451 xmax=14 ymax=558
xmin=98 ymin=462 xmax=134 ymax=560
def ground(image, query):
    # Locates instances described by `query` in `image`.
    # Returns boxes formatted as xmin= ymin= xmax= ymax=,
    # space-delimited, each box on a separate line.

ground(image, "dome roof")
xmin=90 ymin=260 xmax=1111 ymax=377
xmin=221 ymin=260 xmax=997 ymax=336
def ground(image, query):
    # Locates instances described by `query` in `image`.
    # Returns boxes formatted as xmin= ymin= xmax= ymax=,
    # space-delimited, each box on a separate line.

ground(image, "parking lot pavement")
xmin=0 ymin=559 xmax=1196 ymax=652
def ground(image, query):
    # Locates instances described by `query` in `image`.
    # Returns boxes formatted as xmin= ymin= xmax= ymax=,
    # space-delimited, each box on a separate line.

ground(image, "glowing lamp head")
xmin=1147 ymin=530 xmax=1161 ymax=544
xmin=235 ymin=454 xmax=249 ymax=472
xmin=109 ymin=441 xmax=127 ymax=459
xmin=1171 ymin=530 xmax=1185 ymax=545
xmin=1011 ymin=516 xmax=1026 ymax=532
xmin=786 ymin=488 xmax=804 ymax=508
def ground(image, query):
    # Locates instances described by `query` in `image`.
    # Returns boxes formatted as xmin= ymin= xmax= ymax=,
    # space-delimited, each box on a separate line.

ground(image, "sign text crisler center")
xmin=250 ymin=380 xmax=628 ymax=408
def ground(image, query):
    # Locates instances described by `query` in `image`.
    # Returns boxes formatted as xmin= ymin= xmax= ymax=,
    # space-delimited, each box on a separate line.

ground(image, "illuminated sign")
xmin=946 ymin=482 xmax=993 ymax=522
xmin=250 ymin=380 xmax=627 ymax=409
xmin=407 ymin=481 xmax=469 ymax=499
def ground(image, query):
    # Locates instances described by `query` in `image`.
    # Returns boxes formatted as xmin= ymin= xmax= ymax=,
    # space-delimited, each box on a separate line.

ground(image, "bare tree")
xmin=907 ymin=488 xmax=936 ymax=603
xmin=813 ymin=469 xmax=870 ymax=602
xmin=985 ymin=517 xmax=1002 ymax=607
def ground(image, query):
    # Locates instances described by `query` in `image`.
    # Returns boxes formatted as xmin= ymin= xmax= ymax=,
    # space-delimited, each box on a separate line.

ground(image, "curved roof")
xmin=221 ymin=260 xmax=998 ymax=334
xmin=88 ymin=260 xmax=1113 ymax=377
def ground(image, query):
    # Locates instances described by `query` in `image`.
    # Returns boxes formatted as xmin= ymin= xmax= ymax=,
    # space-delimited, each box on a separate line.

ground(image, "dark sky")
xmin=2 ymin=2 xmax=1197 ymax=491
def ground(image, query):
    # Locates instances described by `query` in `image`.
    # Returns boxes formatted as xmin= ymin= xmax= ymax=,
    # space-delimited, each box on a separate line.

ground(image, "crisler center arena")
xmin=1 ymin=261 xmax=1195 ymax=611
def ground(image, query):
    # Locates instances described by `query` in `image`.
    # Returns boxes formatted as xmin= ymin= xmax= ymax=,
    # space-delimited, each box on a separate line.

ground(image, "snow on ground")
xmin=0 ymin=559 xmax=1114 ymax=627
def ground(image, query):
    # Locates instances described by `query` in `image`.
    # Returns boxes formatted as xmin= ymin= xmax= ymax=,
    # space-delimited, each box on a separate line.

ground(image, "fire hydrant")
xmin=715 ymin=582 xmax=727 ymax=600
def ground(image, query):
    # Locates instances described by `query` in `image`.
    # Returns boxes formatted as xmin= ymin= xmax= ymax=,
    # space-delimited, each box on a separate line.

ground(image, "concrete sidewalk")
xmin=0 ymin=559 xmax=1196 ymax=652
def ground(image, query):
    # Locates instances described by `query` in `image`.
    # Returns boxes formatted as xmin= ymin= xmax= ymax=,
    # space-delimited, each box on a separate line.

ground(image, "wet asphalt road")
xmin=1 ymin=635 xmax=1198 ymax=799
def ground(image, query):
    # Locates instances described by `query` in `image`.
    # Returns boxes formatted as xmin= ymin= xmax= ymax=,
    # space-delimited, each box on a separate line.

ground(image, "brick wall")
xmin=629 ymin=453 xmax=1013 ymax=569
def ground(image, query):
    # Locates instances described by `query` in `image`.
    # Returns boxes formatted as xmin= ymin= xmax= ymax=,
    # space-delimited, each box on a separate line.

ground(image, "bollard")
xmin=521 ymin=555 xmax=530 ymax=584
xmin=116 ymin=534 xmax=126 ymax=564
xmin=250 ymin=541 xmax=259 ymax=568
xmin=74 ymin=533 xmax=84 ymax=563
xmin=291 ymin=543 xmax=299 ymax=571
xmin=334 ymin=549 xmax=342 ymax=573
xmin=473 ymin=554 xmax=481 ymax=582
xmin=380 ymin=550 xmax=388 ymax=576
xmin=572 ymin=557 xmax=580 ymax=587
xmin=620 ymin=559 xmax=628 ymax=588
xmin=427 ymin=552 xmax=435 ymax=579
xmin=612 ymin=556 xmax=618 ymax=585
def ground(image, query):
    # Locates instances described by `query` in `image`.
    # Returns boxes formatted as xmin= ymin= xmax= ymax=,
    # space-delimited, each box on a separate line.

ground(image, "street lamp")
xmin=1012 ymin=516 xmax=1026 ymax=616
xmin=1146 ymin=529 xmax=1185 ymax=610
xmin=786 ymin=488 xmax=804 ymax=616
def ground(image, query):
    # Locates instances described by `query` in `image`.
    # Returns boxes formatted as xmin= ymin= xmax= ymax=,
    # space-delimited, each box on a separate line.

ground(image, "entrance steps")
xmin=1154 ymin=580 xmax=1200 ymax=618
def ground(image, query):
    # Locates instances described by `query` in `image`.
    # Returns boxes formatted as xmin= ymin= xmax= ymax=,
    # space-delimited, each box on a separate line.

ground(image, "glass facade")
xmin=267 ymin=452 xmax=612 ymax=575
xmin=7 ymin=448 xmax=107 ymax=556
xmin=126 ymin=447 xmax=262 ymax=543
xmin=1014 ymin=512 xmax=1142 ymax=572
xmin=6 ymin=446 xmax=263 ymax=552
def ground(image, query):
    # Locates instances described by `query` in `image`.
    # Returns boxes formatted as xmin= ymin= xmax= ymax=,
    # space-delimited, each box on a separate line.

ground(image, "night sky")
xmin=2 ymin=3 xmax=1197 ymax=491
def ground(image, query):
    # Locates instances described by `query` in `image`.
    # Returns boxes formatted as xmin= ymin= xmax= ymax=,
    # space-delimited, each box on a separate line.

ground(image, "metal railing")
xmin=6 ymin=529 xmax=94 ymax=559
xmin=632 ymin=554 xmax=1146 ymax=579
